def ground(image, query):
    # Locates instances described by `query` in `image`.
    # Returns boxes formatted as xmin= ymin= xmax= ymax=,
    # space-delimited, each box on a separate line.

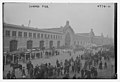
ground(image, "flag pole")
xmin=28 ymin=20 xmax=31 ymax=27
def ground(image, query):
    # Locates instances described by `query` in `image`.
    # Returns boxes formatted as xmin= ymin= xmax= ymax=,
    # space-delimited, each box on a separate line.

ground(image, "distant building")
xmin=3 ymin=21 xmax=113 ymax=52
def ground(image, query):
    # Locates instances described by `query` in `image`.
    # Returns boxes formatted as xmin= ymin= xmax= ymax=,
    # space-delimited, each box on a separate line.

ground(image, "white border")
xmin=0 ymin=0 xmax=119 ymax=82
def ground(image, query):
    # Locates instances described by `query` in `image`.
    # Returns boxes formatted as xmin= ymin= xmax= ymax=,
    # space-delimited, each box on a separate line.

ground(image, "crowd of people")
xmin=6 ymin=71 xmax=16 ymax=79
xmin=5 ymin=46 xmax=115 ymax=79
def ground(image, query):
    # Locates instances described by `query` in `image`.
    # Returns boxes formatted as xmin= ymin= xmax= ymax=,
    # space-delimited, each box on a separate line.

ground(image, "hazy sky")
xmin=4 ymin=3 xmax=114 ymax=38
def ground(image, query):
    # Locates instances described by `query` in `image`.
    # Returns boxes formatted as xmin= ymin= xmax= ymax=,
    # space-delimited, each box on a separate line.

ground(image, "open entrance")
xmin=40 ymin=40 xmax=44 ymax=49
xmin=10 ymin=40 xmax=18 ymax=52
xmin=49 ymin=41 xmax=53 ymax=48
xmin=27 ymin=40 xmax=33 ymax=49
xmin=65 ymin=32 xmax=71 ymax=47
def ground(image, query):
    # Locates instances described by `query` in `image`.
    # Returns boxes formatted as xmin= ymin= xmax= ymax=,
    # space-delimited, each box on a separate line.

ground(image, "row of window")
xmin=74 ymin=41 xmax=91 ymax=45
xmin=5 ymin=30 xmax=62 ymax=39
xmin=9 ymin=40 xmax=61 ymax=52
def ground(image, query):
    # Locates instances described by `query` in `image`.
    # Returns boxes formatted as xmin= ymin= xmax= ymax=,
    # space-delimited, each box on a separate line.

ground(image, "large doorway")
xmin=65 ymin=32 xmax=71 ymax=47
xmin=57 ymin=41 xmax=60 ymax=48
xmin=40 ymin=40 xmax=44 ymax=49
xmin=49 ymin=41 xmax=53 ymax=48
xmin=27 ymin=40 xmax=33 ymax=49
xmin=10 ymin=40 xmax=18 ymax=52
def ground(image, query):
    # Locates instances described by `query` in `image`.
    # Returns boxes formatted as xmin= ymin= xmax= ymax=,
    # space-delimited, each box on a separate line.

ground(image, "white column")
xmin=46 ymin=39 xmax=48 ymax=49
xmin=43 ymin=51 xmax=45 ymax=58
xmin=13 ymin=54 xmax=14 ymax=63
xmin=18 ymin=54 xmax=20 ymax=62
xmin=24 ymin=53 xmax=26 ymax=62
xmin=41 ymin=51 xmax=43 ymax=58
xmin=35 ymin=53 xmax=36 ymax=59
xmin=30 ymin=53 xmax=32 ymax=60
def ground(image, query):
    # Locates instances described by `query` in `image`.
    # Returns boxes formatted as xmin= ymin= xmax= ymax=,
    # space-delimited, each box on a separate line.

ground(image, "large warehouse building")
xmin=3 ymin=21 xmax=113 ymax=52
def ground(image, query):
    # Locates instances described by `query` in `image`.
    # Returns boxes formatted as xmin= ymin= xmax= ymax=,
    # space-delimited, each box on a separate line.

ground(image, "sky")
xmin=3 ymin=3 xmax=114 ymax=38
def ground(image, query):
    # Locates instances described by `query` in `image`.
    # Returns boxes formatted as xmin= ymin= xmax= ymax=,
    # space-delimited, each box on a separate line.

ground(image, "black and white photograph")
xmin=2 ymin=2 xmax=117 ymax=79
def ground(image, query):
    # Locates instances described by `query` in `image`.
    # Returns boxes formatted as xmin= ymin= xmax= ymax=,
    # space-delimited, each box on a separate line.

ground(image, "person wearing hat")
xmin=7 ymin=71 xmax=11 ymax=79
xmin=11 ymin=71 xmax=16 ymax=79
xmin=22 ymin=67 xmax=26 ymax=78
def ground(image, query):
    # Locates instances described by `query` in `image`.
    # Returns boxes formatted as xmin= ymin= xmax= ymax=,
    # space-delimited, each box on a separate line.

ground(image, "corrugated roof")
xmin=3 ymin=23 xmax=63 ymax=34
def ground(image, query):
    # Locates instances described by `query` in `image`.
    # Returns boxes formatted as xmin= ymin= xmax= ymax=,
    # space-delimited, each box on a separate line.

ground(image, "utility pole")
xmin=28 ymin=20 xmax=31 ymax=27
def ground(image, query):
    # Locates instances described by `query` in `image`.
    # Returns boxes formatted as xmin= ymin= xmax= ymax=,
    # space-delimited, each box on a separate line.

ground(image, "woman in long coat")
xmin=99 ymin=61 xmax=103 ymax=70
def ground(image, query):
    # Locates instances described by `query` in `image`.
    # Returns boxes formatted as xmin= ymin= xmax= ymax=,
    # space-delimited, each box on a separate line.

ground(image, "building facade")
xmin=3 ymin=21 xmax=113 ymax=52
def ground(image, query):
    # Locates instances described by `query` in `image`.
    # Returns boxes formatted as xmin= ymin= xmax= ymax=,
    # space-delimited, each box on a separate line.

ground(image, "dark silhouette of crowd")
xmin=5 ymin=46 xmax=114 ymax=79
xmin=22 ymin=54 xmax=99 ymax=79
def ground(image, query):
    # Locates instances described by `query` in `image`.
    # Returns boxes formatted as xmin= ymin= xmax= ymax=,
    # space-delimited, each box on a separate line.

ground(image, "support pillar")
xmin=35 ymin=53 xmax=36 ymax=59
xmin=43 ymin=51 xmax=45 ymax=58
xmin=18 ymin=54 xmax=20 ymax=62
xmin=24 ymin=53 xmax=26 ymax=63
xmin=13 ymin=54 xmax=14 ymax=63
xmin=30 ymin=53 xmax=32 ymax=60
xmin=41 ymin=51 xmax=42 ymax=58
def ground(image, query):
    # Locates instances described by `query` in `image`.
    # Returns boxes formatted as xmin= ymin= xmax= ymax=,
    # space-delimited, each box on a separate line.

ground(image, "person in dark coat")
xmin=77 ymin=62 xmax=81 ymax=73
xmin=26 ymin=60 xmax=31 ymax=74
xmin=62 ymin=74 xmax=69 ymax=79
xmin=11 ymin=71 xmax=16 ymax=79
xmin=85 ymin=69 xmax=91 ymax=79
xmin=72 ymin=61 xmax=75 ymax=72
xmin=7 ymin=71 xmax=11 ymax=79
xmin=60 ymin=61 xmax=63 ymax=75
xmin=73 ymin=74 xmax=76 ymax=79
xmin=90 ymin=66 xmax=95 ymax=78
xmin=22 ymin=67 xmax=26 ymax=77
xmin=81 ymin=69 xmax=84 ymax=78
xmin=94 ymin=68 xmax=98 ymax=78
xmin=104 ymin=62 xmax=107 ymax=69
xmin=39 ymin=66 xmax=45 ymax=79
xmin=86 ymin=70 xmax=91 ymax=79
xmin=99 ymin=61 xmax=103 ymax=70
